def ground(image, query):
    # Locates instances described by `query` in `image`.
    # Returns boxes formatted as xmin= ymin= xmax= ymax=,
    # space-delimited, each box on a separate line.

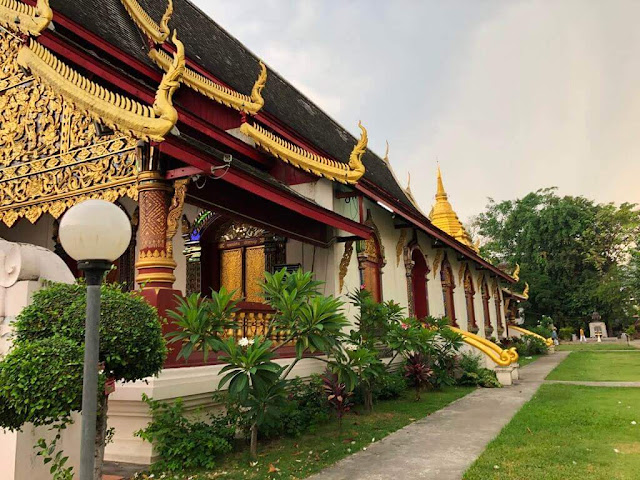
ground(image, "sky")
xmin=192 ymin=0 xmax=640 ymax=222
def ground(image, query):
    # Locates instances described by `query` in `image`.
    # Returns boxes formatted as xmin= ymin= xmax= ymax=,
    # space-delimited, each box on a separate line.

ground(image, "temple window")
xmin=357 ymin=211 xmax=385 ymax=302
xmin=440 ymin=256 xmax=457 ymax=326
xmin=404 ymin=242 xmax=429 ymax=319
xmin=463 ymin=266 xmax=478 ymax=333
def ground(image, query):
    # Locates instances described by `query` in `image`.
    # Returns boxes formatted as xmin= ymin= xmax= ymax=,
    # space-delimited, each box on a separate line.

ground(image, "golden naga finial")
xmin=153 ymin=30 xmax=185 ymax=127
xmin=159 ymin=0 xmax=174 ymax=41
xmin=121 ymin=0 xmax=173 ymax=44
xmin=348 ymin=121 xmax=367 ymax=179
xmin=0 ymin=0 xmax=53 ymax=36
xmin=383 ymin=140 xmax=390 ymax=163
xmin=512 ymin=263 xmax=520 ymax=281
xmin=248 ymin=61 xmax=267 ymax=112
xmin=522 ymin=282 xmax=529 ymax=300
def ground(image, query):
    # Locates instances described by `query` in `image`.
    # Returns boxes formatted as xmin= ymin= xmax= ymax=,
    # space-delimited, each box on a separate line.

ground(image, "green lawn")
xmin=518 ymin=354 xmax=542 ymax=367
xmin=464 ymin=384 xmax=640 ymax=480
xmin=547 ymin=352 xmax=640 ymax=382
xmin=137 ymin=386 xmax=473 ymax=480
xmin=557 ymin=342 xmax=636 ymax=351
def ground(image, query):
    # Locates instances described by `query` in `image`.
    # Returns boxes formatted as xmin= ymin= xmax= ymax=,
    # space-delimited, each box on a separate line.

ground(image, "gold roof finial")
xmin=429 ymin=165 xmax=475 ymax=249
xmin=436 ymin=164 xmax=447 ymax=199
xmin=121 ymin=0 xmax=173 ymax=44
xmin=159 ymin=0 xmax=174 ymax=40
xmin=348 ymin=121 xmax=367 ymax=178
xmin=153 ymin=30 xmax=185 ymax=127
xmin=383 ymin=140 xmax=390 ymax=164
xmin=248 ymin=61 xmax=267 ymax=112
xmin=522 ymin=282 xmax=529 ymax=300
xmin=512 ymin=263 xmax=520 ymax=281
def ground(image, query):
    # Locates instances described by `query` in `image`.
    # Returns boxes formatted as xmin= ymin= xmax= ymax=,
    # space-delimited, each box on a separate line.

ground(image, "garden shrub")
xmin=559 ymin=327 xmax=574 ymax=341
xmin=529 ymin=325 xmax=553 ymax=339
xmin=514 ymin=336 xmax=548 ymax=356
xmin=353 ymin=368 xmax=407 ymax=404
xmin=0 ymin=281 xmax=167 ymax=479
xmin=0 ymin=336 xmax=85 ymax=428
xmin=260 ymin=376 xmax=330 ymax=438
xmin=456 ymin=352 xmax=501 ymax=388
xmin=13 ymin=282 xmax=166 ymax=382
xmin=374 ymin=370 xmax=407 ymax=400
xmin=136 ymin=395 xmax=234 ymax=473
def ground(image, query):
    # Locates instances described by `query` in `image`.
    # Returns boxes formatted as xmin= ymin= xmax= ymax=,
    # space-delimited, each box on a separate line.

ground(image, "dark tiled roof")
xmin=50 ymin=0 xmax=419 ymax=214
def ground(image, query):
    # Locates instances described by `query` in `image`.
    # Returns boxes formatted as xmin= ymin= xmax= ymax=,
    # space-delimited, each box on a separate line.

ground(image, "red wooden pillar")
xmin=135 ymin=170 xmax=177 ymax=290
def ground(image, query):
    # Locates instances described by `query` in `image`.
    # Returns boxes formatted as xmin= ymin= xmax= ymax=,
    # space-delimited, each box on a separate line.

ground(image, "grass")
xmin=518 ymin=354 xmax=542 ymax=367
xmin=464 ymin=384 xmax=640 ymax=480
xmin=547 ymin=352 xmax=640 ymax=382
xmin=557 ymin=342 xmax=636 ymax=351
xmin=140 ymin=386 xmax=473 ymax=480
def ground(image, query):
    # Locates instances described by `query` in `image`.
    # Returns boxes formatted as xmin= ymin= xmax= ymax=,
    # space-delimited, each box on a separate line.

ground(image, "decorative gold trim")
xmin=338 ymin=240 xmax=353 ymax=293
xmin=136 ymin=250 xmax=177 ymax=269
xmin=396 ymin=228 xmax=407 ymax=266
xmin=150 ymin=47 xmax=267 ymax=115
xmin=239 ymin=121 xmax=366 ymax=184
xmin=165 ymin=178 xmax=188 ymax=255
xmin=458 ymin=262 xmax=467 ymax=284
xmin=17 ymin=34 xmax=184 ymax=142
xmin=120 ymin=0 xmax=173 ymax=44
xmin=135 ymin=271 xmax=177 ymax=285
xmin=432 ymin=249 xmax=444 ymax=279
xmin=522 ymin=282 xmax=529 ymax=300
xmin=0 ymin=0 xmax=52 ymax=36
xmin=512 ymin=263 xmax=520 ymax=281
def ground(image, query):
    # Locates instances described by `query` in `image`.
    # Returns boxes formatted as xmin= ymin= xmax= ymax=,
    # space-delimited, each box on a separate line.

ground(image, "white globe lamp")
xmin=59 ymin=199 xmax=131 ymax=262
xmin=58 ymin=199 xmax=132 ymax=480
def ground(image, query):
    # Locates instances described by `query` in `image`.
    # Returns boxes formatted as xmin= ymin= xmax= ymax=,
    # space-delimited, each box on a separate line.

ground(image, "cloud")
xmin=192 ymin=0 xmax=640 ymax=220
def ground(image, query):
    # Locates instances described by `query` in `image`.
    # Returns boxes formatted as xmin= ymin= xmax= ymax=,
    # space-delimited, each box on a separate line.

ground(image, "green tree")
xmin=0 ymin=282 xmax=166 ymax=480
xmin=474 ymin=188 xmax=640 ymax=333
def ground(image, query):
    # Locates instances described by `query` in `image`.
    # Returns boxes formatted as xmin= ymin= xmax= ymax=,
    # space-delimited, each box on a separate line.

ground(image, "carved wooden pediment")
xmin=0 ymin=32 xmax=139 ymax=227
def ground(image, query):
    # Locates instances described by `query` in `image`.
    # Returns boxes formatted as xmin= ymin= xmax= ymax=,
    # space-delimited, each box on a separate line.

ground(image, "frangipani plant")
xmin=166 ymin=268 xmax=349 ymax=459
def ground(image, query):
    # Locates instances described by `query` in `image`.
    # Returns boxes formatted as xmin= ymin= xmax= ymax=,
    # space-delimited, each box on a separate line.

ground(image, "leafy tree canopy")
xmin=473 ymin=187 xmax=640 ymax=331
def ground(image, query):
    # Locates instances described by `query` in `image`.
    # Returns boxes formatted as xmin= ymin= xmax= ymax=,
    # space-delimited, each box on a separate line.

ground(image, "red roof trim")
xmin=160 ymin=138 xmax=373 ymax=241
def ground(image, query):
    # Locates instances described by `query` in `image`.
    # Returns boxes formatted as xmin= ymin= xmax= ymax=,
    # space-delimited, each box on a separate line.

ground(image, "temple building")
xmin=0 ymin=0 xmax=525 ymax=465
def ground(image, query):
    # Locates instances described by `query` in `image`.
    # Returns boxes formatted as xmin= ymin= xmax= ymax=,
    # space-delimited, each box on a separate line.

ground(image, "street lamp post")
xmin=59 ymin=200 xmax=132 ymax=480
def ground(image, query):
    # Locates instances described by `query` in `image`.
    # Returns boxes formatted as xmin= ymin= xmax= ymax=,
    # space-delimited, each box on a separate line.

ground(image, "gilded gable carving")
xmin=0 ymin=31 xmax=138 ymax=227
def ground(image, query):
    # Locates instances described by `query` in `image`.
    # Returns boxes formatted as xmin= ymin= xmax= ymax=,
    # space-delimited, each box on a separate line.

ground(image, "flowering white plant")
xmin=238 ymin=337 xmax=250 ymax=347
xmin=344 ymin=343 xmax=358 ymax=351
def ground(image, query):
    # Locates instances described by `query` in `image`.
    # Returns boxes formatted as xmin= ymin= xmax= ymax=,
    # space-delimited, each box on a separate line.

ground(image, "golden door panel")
xmin=220 ymin=248 xmax=243 ymax=300
xmin=245 ymin=245 xmax=265 ymax=303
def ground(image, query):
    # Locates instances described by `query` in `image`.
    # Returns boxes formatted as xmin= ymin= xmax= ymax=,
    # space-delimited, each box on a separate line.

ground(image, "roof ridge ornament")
xmin=522 ymin=282 xmax=529 ymax=299
xmin=347 ymin=121 xmax=367 ymax=178
xmin=239 ymin=120 xmax=366 ymax=184
xmin=149 ymin=47 xmax=267 ymax=114
xmin=17 ymin=32 xmax=184 ymax=141
xmin=121 ymin=0 xmax=173 ymax=44
xmin=0 ymin=0 xmax=52 ymax=36
xmin=512 ymin=263 xmax=520 ymax=281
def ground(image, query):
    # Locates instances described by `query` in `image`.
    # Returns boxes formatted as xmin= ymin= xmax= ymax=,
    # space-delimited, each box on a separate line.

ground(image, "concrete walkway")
xmin=307 ymin=352 xmax=569 ymax=480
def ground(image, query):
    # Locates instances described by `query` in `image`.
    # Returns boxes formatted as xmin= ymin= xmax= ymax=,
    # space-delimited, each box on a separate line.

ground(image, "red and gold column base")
xmin=136 ymin=248 xmax=177 ymax=289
